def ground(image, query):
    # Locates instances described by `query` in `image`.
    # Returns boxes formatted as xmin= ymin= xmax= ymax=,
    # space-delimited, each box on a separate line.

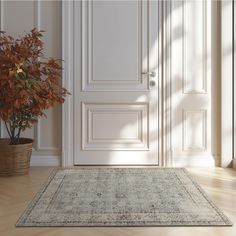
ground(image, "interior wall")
xmin=212 ymin=0 xmax=222 ymax=167
xmin=0 ymin=0 xmax=222 ymax=167
xmin=234 ymin=0 xmax=236 ymax=169
xmin=221 ymin=0 xmax=234 ymax=167
xmin=170 ymin=0 xmax=221 ymax=166
xmin=0 ymin=0 xmax=62 ymax=166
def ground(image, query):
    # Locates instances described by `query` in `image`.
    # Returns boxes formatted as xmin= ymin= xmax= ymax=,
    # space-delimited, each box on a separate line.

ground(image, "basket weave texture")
xmin=0 ymin=138 xmax=33 ymax=176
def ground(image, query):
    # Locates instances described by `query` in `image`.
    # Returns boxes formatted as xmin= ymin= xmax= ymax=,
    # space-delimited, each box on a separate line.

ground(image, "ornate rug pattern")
xmin=16 ymin=168 xmax=232 ymax=226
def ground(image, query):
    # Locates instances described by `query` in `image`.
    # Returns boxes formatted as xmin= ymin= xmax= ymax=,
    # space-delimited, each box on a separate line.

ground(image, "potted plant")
xmin=0 ymin=29 xmax=69 ymax=176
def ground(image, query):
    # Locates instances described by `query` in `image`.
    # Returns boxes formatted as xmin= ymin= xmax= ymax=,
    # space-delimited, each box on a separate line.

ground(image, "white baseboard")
xmin=233 ymin=159 xmax=236 ymax=170
xmin=30 ymin=155 xmax=61 ymax=166
xmin=30 ymin=155 xmax=223 ymax=168
xmin=172 ymin=155 xmax=219 ymax=167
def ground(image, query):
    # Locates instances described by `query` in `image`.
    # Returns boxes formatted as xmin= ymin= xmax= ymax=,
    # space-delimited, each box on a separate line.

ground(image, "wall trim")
xmin=34 ymin=119 xmax=60 ymax=152
xmin=33 ymin=0 xmax=41 ymax=152
xmin=33 ymin=0 xmax=61 ymax=153
xmin=160 ymin=0 xmax=172 ymax=166
xmin=0 ymin=0 xmax=3 ymax=138
xmin=31 ymin=155 xmax=61 ymax=166
xmin=0 ymin=0 xmax=3 ymax=30
xmin=173 ymin=155 xmax=219 ymax=167
xmin=233 ymin=159 xmax=236 ymax=170
xmin=221 ymin=0 xmax=234 ymax=167
xmin=33 ymin=0 xmax=41 ymax=30
xmin=234 ymin=0 xmax=236 ymax=164
xmin=61 ymin=0 xmax=75 ymax=167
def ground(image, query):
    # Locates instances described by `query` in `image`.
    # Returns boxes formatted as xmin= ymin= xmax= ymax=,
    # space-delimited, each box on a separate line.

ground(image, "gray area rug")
xmin=16 ymin=168 xmax=232 ymax=226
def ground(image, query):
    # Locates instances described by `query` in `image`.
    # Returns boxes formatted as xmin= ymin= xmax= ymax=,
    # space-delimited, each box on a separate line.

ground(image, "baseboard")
xmin=172 ymin=155 xmax=219 ymax=167
xmin=30 ymin=155 xmax=61 ymax=166
xmin=233 ymin=159 xmax=236 ymax=170
xmin=30 ymin=154 xmax=222 ymax=168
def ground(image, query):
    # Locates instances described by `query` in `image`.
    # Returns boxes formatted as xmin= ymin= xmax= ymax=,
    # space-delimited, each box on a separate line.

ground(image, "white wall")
xmin=170 ymin=0 xmax=221 ymax=167
xmin=221 ymin=0 xmax=234 ymax=168
xmin=0 ymin=0 xmax=61 ymax=166
xmin=0 ymin=0 xmax=223 ymax=167
xmin=234 ymin=0 xmax=236 ymax=170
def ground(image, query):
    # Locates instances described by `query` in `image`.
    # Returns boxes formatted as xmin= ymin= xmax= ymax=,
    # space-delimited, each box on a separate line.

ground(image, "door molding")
xmin=157 ymin=0 xmax=172 ymax=167
xmin=61 ymin=0 xmax=172 ymax=167
xmin=62 ymin=0 xmax=74 ymax=167
xmin=221 ymin=0 xmax=234 ymax=167
xmin=163 ymin=1 xmax=172 ymax=166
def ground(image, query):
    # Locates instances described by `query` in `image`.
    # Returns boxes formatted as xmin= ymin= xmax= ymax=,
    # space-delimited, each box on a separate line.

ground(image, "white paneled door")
xmin=74 ymin=0 xmax=159 ymax=164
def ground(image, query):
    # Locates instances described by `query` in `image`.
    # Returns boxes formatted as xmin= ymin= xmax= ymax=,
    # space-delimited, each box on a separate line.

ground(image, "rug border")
xmin=15 ymin=167 xmax=59 ymax=227
xmin=15 ymin=167 xmax=233 ymax=227
xmin=181 ymin=168 xmax=233 ymax=226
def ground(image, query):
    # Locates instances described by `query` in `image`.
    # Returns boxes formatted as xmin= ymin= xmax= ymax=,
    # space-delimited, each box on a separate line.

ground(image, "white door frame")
xmin=221 ymin=0 xmax=235 ymax=168
xmin=61 ymin=0 xmax=74 ymax=167
xmin=61 ymin=0 xmax=172 ymax=167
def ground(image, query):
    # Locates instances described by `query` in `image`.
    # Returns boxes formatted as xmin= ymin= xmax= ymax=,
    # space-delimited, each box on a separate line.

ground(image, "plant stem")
xmin=4 ymin=121 xmax=11 ymax=138
xmin=4 ymin=121 xmax=16 ymax=144
xmin=15 ymin=128 xmax=22 ymax=144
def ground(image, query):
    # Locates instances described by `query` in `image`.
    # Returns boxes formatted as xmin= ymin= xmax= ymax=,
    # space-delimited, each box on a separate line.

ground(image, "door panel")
xmin=82 ymin=103 xmax=149 ymax=150
xmin=81 ymin=0 xmax=148 ymax=91
xmin=74 ymin=0 xmax=159 ymax=165
xmin=171 ymin=0 xmax=212 ymax=163
xmin=93 ymin=1 xmax=141 ymax=82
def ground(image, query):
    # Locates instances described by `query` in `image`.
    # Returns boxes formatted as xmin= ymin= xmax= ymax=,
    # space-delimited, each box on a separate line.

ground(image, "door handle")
xmin=141 ymin=71 xmax=156 ymax=77
xmin=149 ymin=80 xmax=156 ymax=87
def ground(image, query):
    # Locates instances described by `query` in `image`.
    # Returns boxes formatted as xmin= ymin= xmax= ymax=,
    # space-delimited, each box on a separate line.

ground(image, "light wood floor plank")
xmin=0 ymin=167 xmax=235 ymax=236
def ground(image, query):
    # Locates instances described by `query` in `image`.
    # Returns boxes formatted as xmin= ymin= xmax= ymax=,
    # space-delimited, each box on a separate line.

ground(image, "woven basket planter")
xmin=0 ymin=138 xmax=33 ymax=176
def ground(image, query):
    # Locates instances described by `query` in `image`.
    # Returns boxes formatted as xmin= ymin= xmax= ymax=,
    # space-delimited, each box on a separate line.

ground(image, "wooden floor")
xmin=0 ymin=167 xmax=236 ymax=236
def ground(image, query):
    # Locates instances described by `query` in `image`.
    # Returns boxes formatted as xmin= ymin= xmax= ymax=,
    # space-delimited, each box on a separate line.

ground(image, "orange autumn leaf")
xmin=0 ymin=28 xmax=70 ymax=144
xmin=14 ymin=100 xmax=20 ymax=109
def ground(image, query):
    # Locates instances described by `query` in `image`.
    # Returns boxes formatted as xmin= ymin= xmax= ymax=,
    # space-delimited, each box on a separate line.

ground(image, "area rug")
xmin=16 ymin=168 xmax=232 ymax=227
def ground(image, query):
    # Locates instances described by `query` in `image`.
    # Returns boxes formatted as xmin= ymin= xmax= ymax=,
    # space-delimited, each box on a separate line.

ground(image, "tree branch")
xmin=4 ymin=121 xmax=11 ymax=138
